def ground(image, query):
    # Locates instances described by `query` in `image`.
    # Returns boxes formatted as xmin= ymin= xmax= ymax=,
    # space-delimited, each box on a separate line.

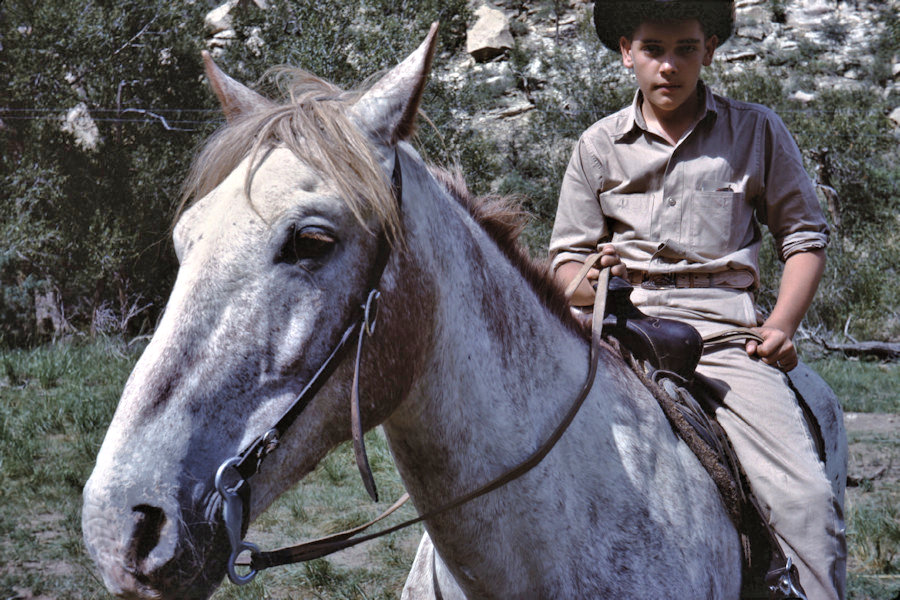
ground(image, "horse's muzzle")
xmin=82 ymin=476 xmax=216 ymax=599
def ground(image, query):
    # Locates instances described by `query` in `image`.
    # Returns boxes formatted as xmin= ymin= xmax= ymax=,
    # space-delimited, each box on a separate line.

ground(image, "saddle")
xmin=577 ymin=275 xmax=808 ymax=600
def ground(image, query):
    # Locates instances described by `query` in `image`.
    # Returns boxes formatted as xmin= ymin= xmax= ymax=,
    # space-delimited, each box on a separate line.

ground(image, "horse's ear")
xmin=352 ymin=22 xmax=439 ymax=145
xmin=202 ymin=51 xmax=273 ymax=122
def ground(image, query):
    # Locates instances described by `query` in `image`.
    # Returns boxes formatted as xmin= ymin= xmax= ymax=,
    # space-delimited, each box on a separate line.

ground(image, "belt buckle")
xmin=641 ymin=274 xmax=675 ymax=290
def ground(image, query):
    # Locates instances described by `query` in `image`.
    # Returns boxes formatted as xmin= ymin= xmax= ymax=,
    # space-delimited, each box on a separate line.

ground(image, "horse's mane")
xmin=429 ymin=167 xmax=582 ymax=335
xmin=179 ymin=66 xmax=579 ymax=333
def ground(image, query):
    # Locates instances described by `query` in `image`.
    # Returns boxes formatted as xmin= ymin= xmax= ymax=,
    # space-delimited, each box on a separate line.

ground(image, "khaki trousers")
xmin=630 ymin=286 xmax=847 ymax=600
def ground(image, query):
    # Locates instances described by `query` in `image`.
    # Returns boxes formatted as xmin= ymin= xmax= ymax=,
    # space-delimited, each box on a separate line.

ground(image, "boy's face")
xmin=619 ymin=19 xmax=717 ymax=121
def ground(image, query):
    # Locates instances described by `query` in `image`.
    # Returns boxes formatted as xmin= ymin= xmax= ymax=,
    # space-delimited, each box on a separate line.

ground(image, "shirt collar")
xmin=613 ymin=80 xmax=718 ymax=141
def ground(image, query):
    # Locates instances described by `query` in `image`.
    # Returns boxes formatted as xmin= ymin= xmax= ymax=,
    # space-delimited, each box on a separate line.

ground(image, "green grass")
xmin=0 ymin=337 xmax=421 ymax=600
xmin=805 ymin=353 xmax=900 ymax=414
xmin=847 ymin=479 xmax=900 ymax=600
xmin=1 ymin=338 xmax=897 ymax=598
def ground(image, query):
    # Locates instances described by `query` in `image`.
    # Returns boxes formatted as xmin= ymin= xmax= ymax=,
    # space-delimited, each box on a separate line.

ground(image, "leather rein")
xmin=214 ymin=149 xmax=610 ymax=585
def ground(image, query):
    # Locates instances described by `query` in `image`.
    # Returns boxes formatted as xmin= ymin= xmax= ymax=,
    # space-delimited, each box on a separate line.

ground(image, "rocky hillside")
xmin=451 ymin=0 xmax=899 ymax=145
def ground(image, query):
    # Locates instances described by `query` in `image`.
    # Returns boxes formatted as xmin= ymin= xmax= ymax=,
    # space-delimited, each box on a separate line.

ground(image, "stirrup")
xmin=766 ymin=557 xmax=808 ymax=600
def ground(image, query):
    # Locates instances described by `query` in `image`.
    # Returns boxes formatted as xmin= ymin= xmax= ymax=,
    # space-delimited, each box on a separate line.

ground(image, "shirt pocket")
xmin=600 ymin=193 xmax=654 ymax=242
xmin=688 ymin=190 xmax=746 ymax=257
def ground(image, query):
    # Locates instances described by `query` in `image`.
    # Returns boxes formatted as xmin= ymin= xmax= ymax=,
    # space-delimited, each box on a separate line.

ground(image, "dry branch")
xmin=820 ymin=339 xmax=900 ymax=360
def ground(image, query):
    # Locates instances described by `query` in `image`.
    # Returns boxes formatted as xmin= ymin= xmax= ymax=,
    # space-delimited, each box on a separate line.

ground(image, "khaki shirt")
xmin=549 ymin=82 xmax=829 ymax=289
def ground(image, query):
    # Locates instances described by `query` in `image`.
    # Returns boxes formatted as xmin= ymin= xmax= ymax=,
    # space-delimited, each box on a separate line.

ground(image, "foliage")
xmin=0 ymin=0 xmax=469 ymax=348
xmin=220 ymin=0 xmax=469 ymax=88
xmin=1 ymin=0 xmax=217 ymax=345
xmin=1 ymin=1 xmax=897 ymax=347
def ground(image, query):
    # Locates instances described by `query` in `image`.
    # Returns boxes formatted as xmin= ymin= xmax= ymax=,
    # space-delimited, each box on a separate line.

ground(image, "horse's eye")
xmin=277 ymin=226 xmax=336 ymax=264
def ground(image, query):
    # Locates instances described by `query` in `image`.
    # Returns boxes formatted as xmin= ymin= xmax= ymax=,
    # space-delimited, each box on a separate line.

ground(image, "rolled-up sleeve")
xmin=549 ymin=135 xmax=608 ymax=271
xmin=757 ymin=110 xmax=830 ymax=261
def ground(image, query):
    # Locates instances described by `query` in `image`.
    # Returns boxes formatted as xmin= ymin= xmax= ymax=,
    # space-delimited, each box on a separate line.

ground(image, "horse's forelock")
xmin=178 ymin=68 xmax=401 ymax=244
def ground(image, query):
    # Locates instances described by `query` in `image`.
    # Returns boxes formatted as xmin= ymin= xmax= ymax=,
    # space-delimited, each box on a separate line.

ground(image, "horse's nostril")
xmin=129 ymin=504 xmax=167 ymax=568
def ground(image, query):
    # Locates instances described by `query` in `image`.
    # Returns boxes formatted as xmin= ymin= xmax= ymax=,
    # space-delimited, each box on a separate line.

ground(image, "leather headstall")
xmin=214 ymin=147 xmax=403 ymax=584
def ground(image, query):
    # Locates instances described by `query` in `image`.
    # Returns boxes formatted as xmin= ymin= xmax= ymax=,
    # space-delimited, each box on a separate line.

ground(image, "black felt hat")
xmin=593 ymin=0 xmax=734 ymax=52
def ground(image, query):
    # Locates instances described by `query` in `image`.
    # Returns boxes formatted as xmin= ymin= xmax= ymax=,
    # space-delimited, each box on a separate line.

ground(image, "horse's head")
xmin=83 ymin=25 xmax=438 ymax=598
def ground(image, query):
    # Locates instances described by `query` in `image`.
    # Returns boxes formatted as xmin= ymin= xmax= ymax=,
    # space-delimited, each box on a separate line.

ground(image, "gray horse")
xmin=82 ymin=25 xmax=846 ymax=599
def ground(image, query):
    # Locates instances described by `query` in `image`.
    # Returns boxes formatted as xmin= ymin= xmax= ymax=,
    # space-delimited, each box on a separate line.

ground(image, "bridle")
xmin=214 ymin=148 xmax=402 ymax=584
xmin=214 ymin=147 xmax=608 ymax=586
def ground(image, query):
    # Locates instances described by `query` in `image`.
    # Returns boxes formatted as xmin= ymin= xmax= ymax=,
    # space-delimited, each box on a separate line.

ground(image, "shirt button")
xmin=667 ymin=197 xmax=676 ymax=206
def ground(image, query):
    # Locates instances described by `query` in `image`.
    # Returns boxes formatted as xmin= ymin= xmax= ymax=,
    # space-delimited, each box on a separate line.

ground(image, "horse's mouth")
xmin=83 ymin=490 xmax=230 ymax=600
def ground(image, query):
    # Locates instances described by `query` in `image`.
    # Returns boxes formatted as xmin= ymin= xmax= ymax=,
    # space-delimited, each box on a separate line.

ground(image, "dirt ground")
xmin=844 ymin=412 xmax=899 ymax=489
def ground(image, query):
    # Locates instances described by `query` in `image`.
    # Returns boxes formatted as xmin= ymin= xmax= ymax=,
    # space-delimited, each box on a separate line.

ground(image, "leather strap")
xmin=563 ymin=252 xmax=602 ymax=304
xmin=230 ymin=152 xmax=402 ymax=485
xmin=247 ymin=269 xmax=612 ymax=571
xmin=351 ymin=290 xmax=382 ymax=502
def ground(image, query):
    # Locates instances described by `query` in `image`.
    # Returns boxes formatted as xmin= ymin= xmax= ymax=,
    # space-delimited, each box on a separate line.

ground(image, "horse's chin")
xmin=87 ymin=537 xmax=227 ymax=600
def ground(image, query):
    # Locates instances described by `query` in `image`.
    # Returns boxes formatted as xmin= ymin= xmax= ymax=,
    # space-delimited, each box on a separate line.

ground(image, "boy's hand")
xmin=746 ymin=326 xmax=797 ymax=372
xmin=598 ymin=244 xmax=628 ymax=279
xmin=745 ymin=249 xmax=825 ymax=373
xmin=554 ymin=244 xmax=627 ymax=306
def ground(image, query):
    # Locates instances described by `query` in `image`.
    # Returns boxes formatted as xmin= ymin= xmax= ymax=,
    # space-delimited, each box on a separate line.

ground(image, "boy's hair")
xmin=594 ymin=0 xmax=734 ymax=52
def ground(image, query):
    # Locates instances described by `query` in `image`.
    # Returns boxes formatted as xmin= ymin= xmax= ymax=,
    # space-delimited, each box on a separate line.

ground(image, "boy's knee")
xmin=776 ymin=468 xmax=839 ymax=526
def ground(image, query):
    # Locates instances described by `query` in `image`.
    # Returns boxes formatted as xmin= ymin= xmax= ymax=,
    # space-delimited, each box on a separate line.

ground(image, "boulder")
xmin=61 ymin=103 xmax=99 ymax=151
xmin=889 ymin=107 xmax=900 ymax=127
xmin=790 ymin=90 xmax=817 ymax=104
xmin=204 ymin=0 xmax=239 ymax=35
xmin=467 ymin=4 xmax=514 ymax=63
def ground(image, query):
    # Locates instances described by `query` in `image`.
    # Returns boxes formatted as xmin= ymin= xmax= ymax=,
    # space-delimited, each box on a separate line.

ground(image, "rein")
xmin=246 ymin=268 xmax=611 ymax=573
xmin=214 ymin=151 xmax=611 ymax=583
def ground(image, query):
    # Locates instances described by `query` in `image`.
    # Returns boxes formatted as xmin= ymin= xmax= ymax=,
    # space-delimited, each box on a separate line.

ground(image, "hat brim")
xmin=594 ymin=0 xmax=734 ymax=52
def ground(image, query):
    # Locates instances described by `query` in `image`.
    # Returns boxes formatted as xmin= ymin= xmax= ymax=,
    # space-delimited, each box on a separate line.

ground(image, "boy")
xmin=549 ymin=1 xmax=846 ymax=597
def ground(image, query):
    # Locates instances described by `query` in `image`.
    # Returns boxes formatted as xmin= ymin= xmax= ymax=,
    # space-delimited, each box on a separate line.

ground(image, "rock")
xmin=245 ymin=26 xmax=265 ymax=57
xmin=466 ymin=4 xmax=514 ymax=63
xmin=204 ymin=0 xmax=238 ymax=35
xmin=205 ymin=0 xmax=268 ymax=40
xmin=722 ymin=51 xmax=758 ymax=63
xmin=61 ymin=103 xmax=99 ymax=151
xmin=477 ymin=61 xmax=516 ymax=95
xmin=790 ymin=90 xmax=816 ymax=104
xmin=34 ymin=290 xmax=68 ymax=338
xmin=158 ymin=48 xmax=174 ymax=66
xmin=889 ymin=107 xmax=900 ymax=127
xmin=207 ymin=29 xmax=237 ymax=50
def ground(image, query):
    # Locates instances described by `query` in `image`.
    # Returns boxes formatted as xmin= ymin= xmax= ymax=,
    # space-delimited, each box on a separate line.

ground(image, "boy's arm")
xmin=746 ymin=248 xmax=825 ymax=371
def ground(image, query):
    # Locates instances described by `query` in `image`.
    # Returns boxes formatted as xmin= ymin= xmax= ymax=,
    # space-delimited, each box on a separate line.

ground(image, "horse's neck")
xmin=382 ymin=156 xmax=600 ymax=505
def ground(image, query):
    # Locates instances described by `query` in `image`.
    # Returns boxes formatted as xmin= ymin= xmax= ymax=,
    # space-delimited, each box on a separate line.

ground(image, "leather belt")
xmin=627 ymin=270 xmax=753 ymax=290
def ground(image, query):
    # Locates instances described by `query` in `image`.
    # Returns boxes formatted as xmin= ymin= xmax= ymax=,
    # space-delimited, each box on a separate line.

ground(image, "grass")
xmin=0 ymin=337 xmax=421 ymax=600
xmin=0 ymin=337 xmax=897 ymax=598
xmin=805 ymin=352 xmax=900 ymax=414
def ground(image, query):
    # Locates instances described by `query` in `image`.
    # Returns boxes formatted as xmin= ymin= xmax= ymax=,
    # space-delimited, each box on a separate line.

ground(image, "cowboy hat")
xmin=593 ymin=0 xmax=734 ymax=52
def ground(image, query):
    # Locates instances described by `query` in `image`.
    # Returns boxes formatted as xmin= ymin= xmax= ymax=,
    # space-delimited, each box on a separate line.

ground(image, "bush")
xmin=1 ymin=1 xmax=216 ymax=345
xmin=0 ymin=0 xmax=469 ymax=347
